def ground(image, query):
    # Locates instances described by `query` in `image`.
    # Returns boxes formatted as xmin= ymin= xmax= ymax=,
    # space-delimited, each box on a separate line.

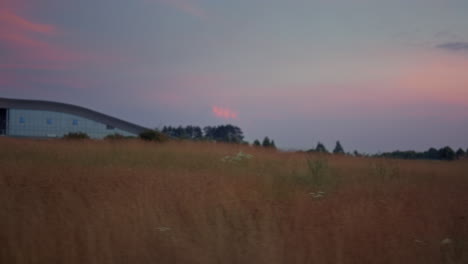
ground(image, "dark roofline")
xmin=0 ymin=97 xmax=151 ymax=135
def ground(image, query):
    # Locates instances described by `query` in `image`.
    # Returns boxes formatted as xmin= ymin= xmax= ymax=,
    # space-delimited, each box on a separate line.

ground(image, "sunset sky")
xmin=1 ymin=0 xmax=468 ymax=152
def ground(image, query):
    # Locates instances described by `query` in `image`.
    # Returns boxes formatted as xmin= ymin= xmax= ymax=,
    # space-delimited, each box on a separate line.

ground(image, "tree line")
xmin=375 ymin=147 xmax=467 ymax=161
xmin=302 ymin=141 xmax=467 ymax=161
xmin=160 ymin=125 xmax=276 ymax=149
xmin=161 ymin=125 xmax=244 ymax=143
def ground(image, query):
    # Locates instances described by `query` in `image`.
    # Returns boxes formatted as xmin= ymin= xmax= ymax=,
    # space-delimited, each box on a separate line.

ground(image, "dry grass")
xmin=1 ymin=137 xmax=468 ymax=264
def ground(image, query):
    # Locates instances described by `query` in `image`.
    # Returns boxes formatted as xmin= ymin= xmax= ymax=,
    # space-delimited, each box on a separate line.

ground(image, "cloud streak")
xmin=436 ymin=42 xmax=468 ymax=52
xmin=0 ymin=8 xmax=120 ymax=72
xmin=0 ymin=10 xmax=79 ymax=70
xmin=0 ymin=10 xmax=57 ymax=35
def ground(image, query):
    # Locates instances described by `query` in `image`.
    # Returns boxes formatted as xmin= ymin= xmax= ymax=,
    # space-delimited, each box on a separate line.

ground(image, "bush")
xmin=139 ymin=130 xmax=169 ymax=142
xmin=105 ymin=133 xmax=133 ymax=140
xmin=63 ymin=132 xmax=90 ymax=140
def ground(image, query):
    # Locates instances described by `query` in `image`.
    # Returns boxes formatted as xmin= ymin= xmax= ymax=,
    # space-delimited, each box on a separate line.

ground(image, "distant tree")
xmin=163 ymin=124 xmax=245 ymax=143
xmin=203 ymin=125 xmax=244 ymax=143
xmin=438 ymin=146 xmax=455 ymax=161
xmin=162 ymin=126 xmax=177 ymax=138
xmin=193 ymin=126 xmax=203 ymax=140
xmin=262 ymin=137 xmax=271 ymax=147
xmin=203 ymin=126 xmax=213 ymax=139
xmin=333 ymin=141 xmax=345 ymax=154
xmin=424 ymin=148 xmax=440 ymax=160
xmin=315 ymin=142 xmax=328 ymax=153
xmin=270 ymin=140 xmax=277 ymax=149
xmin=353 ymin=150 xmax=361 ymax=157
xmin=175 ymin=126 xmax=185 ymax=138
xmin=455 ymin=148 xmax=466 ymax=159
xmin=253 ymin=139 xmax=261 ymax=146
xmin=162 ymin=125 xmax=204 ymax=140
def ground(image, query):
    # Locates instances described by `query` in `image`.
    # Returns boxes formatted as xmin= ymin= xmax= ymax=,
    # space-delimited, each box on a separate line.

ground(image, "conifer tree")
xmin=262 ymin=137 xmax=271 ymax=147
xmin=333 ymin=141 xmax=345 ymax=154
xmin=270 ymin=140 xmax=276 ymax=149
xmin=456 ymin=148 xmax=465 ymax=159
xmin=315 ymin=142 xmax=328 ymax=153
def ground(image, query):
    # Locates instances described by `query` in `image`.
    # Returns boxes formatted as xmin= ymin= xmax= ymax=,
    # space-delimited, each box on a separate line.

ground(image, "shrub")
xmin=139 ymin=130 xmax=169 ymax=142
xmin=105 ymin=133 xmax=132 ymax=140
xmin=63 ymin=132 xmax=90 ymax=140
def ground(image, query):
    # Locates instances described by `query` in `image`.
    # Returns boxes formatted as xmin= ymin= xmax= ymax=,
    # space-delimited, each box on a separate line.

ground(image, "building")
xmin=0 ymin=97 xmax=150 ymax=139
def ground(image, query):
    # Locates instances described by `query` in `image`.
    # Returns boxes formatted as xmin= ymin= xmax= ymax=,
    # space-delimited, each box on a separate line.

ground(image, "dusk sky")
xmin=1 ymin=0 xmax=468 ymax=153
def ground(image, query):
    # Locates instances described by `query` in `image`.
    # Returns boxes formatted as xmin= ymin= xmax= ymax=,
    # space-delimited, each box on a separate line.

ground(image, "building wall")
xmin=7 ymin=109 xmax=137 ymax=138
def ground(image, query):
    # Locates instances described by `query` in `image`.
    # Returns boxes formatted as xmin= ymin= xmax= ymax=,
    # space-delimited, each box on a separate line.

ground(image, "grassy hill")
xmin=1 ymin=138 xmax=468 ymax=263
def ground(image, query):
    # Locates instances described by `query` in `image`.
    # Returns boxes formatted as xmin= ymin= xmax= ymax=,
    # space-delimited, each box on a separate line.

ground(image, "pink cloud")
xmin=212 ymin=106 xmax=238 ymax=120
xmin=0 ymin=8 xmax=120 ymax=72
xmin=0 ymin=10 xmax=57 ymax=35
xmin=0 ymin=10 xmax=79 ymax=70
xmin=0 ymin=7 xmax=123 ymax=94
xmin=395 ymin=54 xmax=468 ymax=106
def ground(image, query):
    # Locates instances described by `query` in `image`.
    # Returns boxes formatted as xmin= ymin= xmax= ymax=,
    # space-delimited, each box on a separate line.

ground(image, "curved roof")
xmin=0 ymin=97 xmax=150 ymax=135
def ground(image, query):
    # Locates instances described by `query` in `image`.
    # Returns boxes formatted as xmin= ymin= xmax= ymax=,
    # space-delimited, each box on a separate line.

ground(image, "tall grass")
xmin=1 ymin=138 xmax=467 ymax=263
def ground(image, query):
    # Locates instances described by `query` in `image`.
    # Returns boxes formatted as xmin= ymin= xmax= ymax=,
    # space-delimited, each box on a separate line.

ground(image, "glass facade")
xmin=7 ymin=109 xmax=137 ymax=138
xmin=0 ymin=108 xmax=6 ymax=135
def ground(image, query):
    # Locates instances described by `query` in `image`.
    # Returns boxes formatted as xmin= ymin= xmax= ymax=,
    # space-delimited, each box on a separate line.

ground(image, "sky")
xmin=1 ymin=0 xmax=468 ymax=153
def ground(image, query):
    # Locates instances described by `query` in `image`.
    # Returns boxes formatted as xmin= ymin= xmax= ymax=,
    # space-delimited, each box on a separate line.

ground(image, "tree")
xmin=456 ymin=148 xmax=466 ymax=159
xmin=193 ymin=126 xmax=203 ymax=140
xmin=262 ymin=137 xmax=271 ymax=147
xmin=203 ymin=125 xmax=244 ymax=143
xmin=162 ymin=126 xmax=204 ymax=140
xmin=203 ymin=126 xmax=214 ymax=140
xmin=315 ymin=142 xmax=328 ymax=153
xmin=424 ymin=148 xmax=440 ymax=160
xmin=438 ymin=146 xmax=455 ymax=161
xmin=333 ymin=141 xmax=344 ymax=154
xmin=253 ymin=139 xmax=261 ymax=146
xmin=270 ymin=140 xmax=277 ymax=149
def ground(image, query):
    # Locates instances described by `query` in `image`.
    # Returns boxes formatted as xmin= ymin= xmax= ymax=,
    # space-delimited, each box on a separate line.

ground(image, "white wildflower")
xmin=220 ymin=151 xmax=253 ymax=163
xmin=157 ymin=227 xmax=171 ymax=232
xmin=309 ymin=191 xmax=325 ymax=199
xmin=441 ymin=238 xmax=453 ymax=245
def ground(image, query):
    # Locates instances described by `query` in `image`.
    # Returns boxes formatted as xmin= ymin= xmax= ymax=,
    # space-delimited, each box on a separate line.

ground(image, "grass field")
xmin=1 ymin=138 xmax=468 ymax=263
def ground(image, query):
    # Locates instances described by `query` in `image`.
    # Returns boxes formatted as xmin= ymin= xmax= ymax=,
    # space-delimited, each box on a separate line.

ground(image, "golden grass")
xmin=1 ymin=138 xmax=468 ymax=263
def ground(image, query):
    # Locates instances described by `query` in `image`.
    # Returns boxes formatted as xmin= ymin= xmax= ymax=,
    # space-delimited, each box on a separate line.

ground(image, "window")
xmin=19 ymin=117 xmax=25 ymax=124
xmin=46 ymin=118 xmax=53 ymax=125
xmin=106 ymin=124 xmax=115 ymax=130
xmin=72 ymin=120 xmax=79 ymax=126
